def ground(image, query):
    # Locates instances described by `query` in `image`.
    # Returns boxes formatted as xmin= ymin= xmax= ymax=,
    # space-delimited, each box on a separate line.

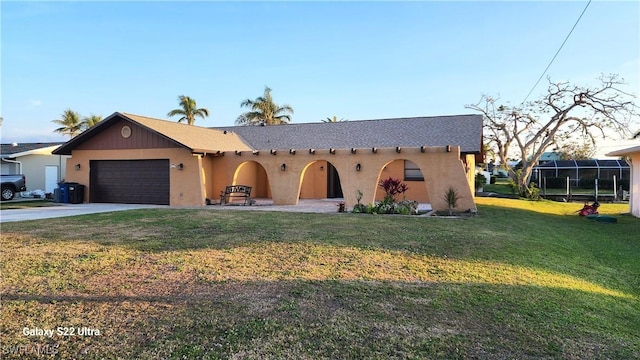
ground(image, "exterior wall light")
xmin=252 ymin=150 xmax=260 ymax=155
xmin=351 ymin=148 xmax=357 ymax=154
xmin=420 ymin=146 xmax=426 ymax=153
xmin=446 ymin=145 xmax=451 ymax=152
xmin=177 ymin=163 xmax=184 ymax=170
xmin=396 ymin=146 xmax=402 ymax=153
xmin=271 ymin=149 xmax=277 ymax=155
xmin=309 ymin=149 xmax=315 ymax=154
xmin=356 ymin=163 xmax=361 ymax=171
xmin=329 ymin=148 xmax=336 ymax=154
xmin=289 ymin=149 xmax=296 ymax=155
xmin=280 ymin=164 xmax=286 ymax=171
xmin=235 ymin=150 xmax=242 ymax=156
xmin=372 ymin=147 xmax=377 ymax=154
xmin=75 ymin=163 xmax=81 ymax=170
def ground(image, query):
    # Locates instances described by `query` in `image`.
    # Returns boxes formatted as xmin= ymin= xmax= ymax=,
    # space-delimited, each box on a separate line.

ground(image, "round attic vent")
xmin=121 ymin=125 xmax=132 ymax=138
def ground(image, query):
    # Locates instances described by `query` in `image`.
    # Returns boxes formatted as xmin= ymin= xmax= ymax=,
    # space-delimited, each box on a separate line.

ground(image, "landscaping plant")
xmin=443 ymin=186 xmax=460 ymax=215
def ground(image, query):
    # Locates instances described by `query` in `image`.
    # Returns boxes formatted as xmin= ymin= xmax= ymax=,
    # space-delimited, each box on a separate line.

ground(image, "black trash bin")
xmin=68 ymin=183 xmax=85 ymax=204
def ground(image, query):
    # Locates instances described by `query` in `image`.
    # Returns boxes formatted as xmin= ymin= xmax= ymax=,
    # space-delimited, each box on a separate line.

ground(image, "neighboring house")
xmin=53 ymin=112 xmax=483 ymax=211
xmin=1 ymin=142 xmax=68 ymax=193
xmin=607 ymin=145 xmax=640 ymax=218
xmin=537 ymin=152 xmax=562 ymax=163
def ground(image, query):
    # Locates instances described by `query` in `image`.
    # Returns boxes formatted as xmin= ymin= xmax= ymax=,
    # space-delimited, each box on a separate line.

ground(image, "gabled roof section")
xmin=216 ymin=114 xmax=483 ymax=153
xmin=4 ymin=145 xmax=64 ymax=158
xmin=121 ymin=113 xmax=252 ymax=153
xmin=53 ymin=112 xmax=252 ymax=155
xmin=1 ymin=142 xmax=63 ymax=157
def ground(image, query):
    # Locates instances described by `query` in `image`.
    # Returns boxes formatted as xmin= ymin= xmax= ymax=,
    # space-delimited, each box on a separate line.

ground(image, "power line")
xmin=518 ymin=0 xmax=592 ymax=109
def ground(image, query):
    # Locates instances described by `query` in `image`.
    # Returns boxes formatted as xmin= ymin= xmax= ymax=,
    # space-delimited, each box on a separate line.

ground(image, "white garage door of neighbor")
xmin=45 ymin=166 xmax=59 ymax=193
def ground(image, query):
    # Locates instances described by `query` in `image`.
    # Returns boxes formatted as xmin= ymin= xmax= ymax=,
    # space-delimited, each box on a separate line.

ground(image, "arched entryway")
xmin=233 ymin=161 xmax=272 ymax=199
xmin=299 ymin=160 xmax=344 ymax=199
xmin=374 ymin=159 xmax=430 ymax=203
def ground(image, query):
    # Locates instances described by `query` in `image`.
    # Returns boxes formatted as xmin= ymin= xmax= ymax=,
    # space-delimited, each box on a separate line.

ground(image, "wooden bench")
xmin=220 ymin=185 xmax=252 ymax=205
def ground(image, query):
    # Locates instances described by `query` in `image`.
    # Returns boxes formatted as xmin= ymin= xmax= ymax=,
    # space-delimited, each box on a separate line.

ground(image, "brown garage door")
xmin=90 ymin=160 xmax=170 ymax=205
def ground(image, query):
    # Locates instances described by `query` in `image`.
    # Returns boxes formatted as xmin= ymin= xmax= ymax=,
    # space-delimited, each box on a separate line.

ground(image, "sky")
xmin=1 ymin=1 xmax=639 ymax=157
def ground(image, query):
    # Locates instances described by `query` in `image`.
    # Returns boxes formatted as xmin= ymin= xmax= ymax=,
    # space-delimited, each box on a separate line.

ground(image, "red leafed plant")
xmin=379 ymin=177 xmax=409 ymax=201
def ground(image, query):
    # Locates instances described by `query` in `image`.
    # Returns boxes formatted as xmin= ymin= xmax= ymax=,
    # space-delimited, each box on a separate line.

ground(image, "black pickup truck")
xmin=1 ymin=174 xmax=27 ymax=201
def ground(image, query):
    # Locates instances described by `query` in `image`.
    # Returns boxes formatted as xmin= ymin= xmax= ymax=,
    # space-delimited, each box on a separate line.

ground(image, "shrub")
xmin=352 ymin=181 xmax=418 ymax=216
xmin=397 ymin=200 xmax=419 ymax=215
xmin=474 ymin=173 xmax=486 ymax=190
xmin=442 ymin=187 xmax=460 ymax=216
xmin=379 ymin=177 xmax=408 ymax=202
xmin=544 ymin=177 xmax=568 ymax=189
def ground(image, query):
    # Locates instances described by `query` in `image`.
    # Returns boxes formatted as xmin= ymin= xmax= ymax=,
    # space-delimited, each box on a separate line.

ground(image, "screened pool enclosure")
xmin=532 ymin=159 xmax=630 ymax=188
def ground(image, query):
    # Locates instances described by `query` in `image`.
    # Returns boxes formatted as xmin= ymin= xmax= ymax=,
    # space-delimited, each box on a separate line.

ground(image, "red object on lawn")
xmin=578 ymin=201 xmax=600 ymax=216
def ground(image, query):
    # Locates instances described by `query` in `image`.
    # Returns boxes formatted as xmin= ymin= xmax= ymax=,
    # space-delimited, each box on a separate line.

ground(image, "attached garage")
xmin=90 ymin=159 xmax=170 ymax=205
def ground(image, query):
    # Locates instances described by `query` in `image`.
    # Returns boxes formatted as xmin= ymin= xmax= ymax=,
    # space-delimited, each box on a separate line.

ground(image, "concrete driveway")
xmin=0 ymin=203 xmax=166 ymax=223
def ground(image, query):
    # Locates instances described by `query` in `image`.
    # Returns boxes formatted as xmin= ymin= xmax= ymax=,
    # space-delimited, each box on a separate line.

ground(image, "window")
xmin=404 ymin=160 xmax=424 ymax=181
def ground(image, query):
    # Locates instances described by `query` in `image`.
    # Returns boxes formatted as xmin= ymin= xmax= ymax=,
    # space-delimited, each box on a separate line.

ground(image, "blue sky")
xmin=1 ymin=1 xmax=639 ymax=155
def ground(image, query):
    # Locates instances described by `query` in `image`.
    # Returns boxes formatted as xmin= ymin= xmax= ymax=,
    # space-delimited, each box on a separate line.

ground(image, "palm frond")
xmin=237 ymin=86 xmax=293 ymax=125
xmin=168 ymin=95 xmax=209 ymax=125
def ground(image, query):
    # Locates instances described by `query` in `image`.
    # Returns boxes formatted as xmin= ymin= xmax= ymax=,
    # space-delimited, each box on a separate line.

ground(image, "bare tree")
xmin=467 ymin=74 xmax=638 ymax=198
xmin=555 ymin=141 xmax=595 ymax=160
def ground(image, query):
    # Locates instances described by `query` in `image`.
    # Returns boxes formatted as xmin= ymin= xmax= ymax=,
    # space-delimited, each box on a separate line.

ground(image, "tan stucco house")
xmin=607 ymin=145 xmax=640 ymax=218
xmin=53 ymin=112 xmax=483 ymax=212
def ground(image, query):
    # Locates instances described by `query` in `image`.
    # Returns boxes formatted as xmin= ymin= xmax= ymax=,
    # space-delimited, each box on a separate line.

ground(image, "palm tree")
xmin=81 ymin=114 xmax=102 ymax=131
xmin=167 ymin=95 xmax=210 ymax=125
xmin=236 ymin=86 xmax=294 ymax=125
xmin=51 ymin=109 xmax=82 ymax=138
xmin=322 ymin=116 xmax=346 ymax=123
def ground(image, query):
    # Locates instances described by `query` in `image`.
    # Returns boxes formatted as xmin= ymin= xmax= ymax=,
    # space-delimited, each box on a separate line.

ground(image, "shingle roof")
xmin=1 ymin=142 xmax=63 ymax=157
xmin=121 ymin=113 xmax=252 ymax=153
xmin=215 ymin=114 xmax=483 ymax=153
xmin=54 ymin=112 xmax=252 ymax=155
xmin=53 ymin=113 xmax=484 ymax=155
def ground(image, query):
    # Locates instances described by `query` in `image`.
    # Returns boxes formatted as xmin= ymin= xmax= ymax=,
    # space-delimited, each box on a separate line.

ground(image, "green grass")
xmin=0 ymin=199 xmax=57 ymax=210
xmin=1 ymin=198 xmax=639 ymax=359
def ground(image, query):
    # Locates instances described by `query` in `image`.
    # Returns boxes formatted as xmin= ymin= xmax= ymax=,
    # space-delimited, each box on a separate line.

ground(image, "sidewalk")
xmin=0 ymin=203 xmax=165 ymax=223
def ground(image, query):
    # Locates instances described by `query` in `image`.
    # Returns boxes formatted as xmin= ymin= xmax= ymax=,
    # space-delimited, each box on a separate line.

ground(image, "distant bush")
xmin=579 ymin=178 xmax=629 ymax=190
xmin=542 ymin=177 xmax=630 ymax=190
xmin=544 ymin=177 xmax=567 ymax=189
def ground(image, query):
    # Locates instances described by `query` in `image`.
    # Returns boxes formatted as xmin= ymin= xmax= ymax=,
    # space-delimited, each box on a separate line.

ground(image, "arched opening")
xmin=299 ymin=160 xmax=343 ymax=199
xmin=233 ymin=161 xmax=271 ymax=200
xmin=327 ymin=162 xmax=344 ymax=198
xmin=374 ymin=159 xmax=429 ymax=203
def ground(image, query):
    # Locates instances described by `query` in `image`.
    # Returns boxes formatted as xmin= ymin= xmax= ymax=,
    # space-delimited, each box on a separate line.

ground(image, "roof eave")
xmin=606 ymin=145 xmax=640 ymax=157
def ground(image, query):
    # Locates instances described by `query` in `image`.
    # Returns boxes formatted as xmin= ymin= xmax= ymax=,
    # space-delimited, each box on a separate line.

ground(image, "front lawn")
xmin=1 ymin=198 xmax=638 ymax=359
xmin=0 ymin=199 xmax=56 ymax=210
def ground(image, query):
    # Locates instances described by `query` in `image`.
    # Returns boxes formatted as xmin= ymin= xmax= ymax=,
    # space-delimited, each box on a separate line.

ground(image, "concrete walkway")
xmin=0 ymin=203 xmax=166 ymax=223
xmin=0 ymin=199 xmax=432 ymax=223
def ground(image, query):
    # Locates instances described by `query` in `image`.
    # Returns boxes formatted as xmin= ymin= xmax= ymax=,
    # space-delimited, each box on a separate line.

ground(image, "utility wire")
xmin=518 ymin=0 xmax=592 ymax=109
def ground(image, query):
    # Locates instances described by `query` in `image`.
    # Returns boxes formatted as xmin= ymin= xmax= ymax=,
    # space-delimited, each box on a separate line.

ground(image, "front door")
xmin=326 ymin=163 xmax=343 ymax=198
xmin=45 ymin=166 xmax=59 ymax=193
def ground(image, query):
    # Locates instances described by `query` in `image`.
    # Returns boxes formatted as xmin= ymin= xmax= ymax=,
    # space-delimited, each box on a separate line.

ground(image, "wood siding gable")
xmin=76 ymin=118 xmax=182 ymax=151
